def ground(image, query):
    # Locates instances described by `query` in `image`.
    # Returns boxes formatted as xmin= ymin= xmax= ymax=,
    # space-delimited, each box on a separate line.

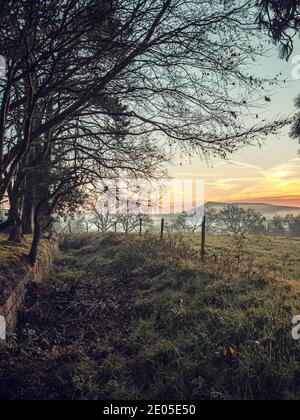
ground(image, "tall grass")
xmin=1 ymin=233 xmax=300 ymax=400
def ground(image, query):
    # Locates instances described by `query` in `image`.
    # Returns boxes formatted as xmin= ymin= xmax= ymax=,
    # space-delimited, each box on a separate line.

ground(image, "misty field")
xmin=0 ymin=233 xmax=300 ymax=400
xmin=191 ymin=235 xmax=300 ymax=280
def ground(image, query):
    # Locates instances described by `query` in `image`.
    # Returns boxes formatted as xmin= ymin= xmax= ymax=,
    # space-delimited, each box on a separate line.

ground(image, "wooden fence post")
xmin=201 ymin=215 xmax=206 ymax=258
xmin=160 ymin=218 xmax=165 ymax=241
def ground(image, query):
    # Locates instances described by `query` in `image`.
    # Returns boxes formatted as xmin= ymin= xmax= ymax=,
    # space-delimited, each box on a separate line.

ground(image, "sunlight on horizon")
xmin=168 ymin=41 xmax=300 ymax=208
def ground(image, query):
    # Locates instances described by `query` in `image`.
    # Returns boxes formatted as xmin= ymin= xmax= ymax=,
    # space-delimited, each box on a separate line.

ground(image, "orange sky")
xmin=169 ymin=43 xmax=300 ymax=209
xmin=171 ymin=155 xmax=300 ymax=208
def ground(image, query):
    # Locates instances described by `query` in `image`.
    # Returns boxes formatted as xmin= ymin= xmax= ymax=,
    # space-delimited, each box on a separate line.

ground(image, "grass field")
xmin=190 ymin=235 xmax=300 ymax=280
xmin=0 ymin=233 xmax=300 ymax=400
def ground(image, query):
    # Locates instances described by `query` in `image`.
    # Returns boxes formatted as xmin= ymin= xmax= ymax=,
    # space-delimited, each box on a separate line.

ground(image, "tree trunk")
xmin=0 ymin=219 xmax=14 ymax=233
xmin=29 ymin=204 xmax=41 ymax=265
xmin=8 ymin=223 xmax=22 ymax=243
xmin=8 ymin=196 xmax=23 ymax=243
xmin=22 ymin=189 xmax=33 ymax=234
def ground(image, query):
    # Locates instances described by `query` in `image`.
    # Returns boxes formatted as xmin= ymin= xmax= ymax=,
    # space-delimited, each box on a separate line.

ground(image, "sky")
xmin=170 ymin=42 xmax=300 ymax=208
xmin=1 ymin=35 xmax=300 ymax=211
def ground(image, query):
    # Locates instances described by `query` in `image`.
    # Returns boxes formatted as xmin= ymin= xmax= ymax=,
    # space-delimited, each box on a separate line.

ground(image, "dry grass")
xmin=186 ymin=234 xmax=300 ymax=280
xmin=0 ymin=233 xmax=300 ymax=400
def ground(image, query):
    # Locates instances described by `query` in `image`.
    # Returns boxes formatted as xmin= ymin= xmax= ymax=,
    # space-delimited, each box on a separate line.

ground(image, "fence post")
xmin=126 ymin=220 xmax=129 ymax=237
xmin=160 ymin=218 xmax=165 ymax=241
xmin=114 ymin=222 xmax=117 ymax=233
xmin=201 ymin=216 xmax=206 ymax=258
xmin=139 ymin=218 xmax=142 ymax=237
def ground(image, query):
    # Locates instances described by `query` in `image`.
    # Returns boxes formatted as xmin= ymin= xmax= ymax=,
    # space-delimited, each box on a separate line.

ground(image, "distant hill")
xmin=151 ymin=202 xmax=300 ymax=221
xmin=205 ymin=202 xmax=300 ymax=218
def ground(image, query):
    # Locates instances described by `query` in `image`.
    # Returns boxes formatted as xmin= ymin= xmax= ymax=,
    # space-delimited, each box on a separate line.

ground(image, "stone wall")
xmin=0 ymin=238 xmax=60 ymax=345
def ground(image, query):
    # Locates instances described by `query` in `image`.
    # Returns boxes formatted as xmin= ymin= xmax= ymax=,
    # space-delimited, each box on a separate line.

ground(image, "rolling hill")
xmin=206 ymin=202 xmax=300 ymax=218
xmin=152 ymin=202 xmax=300 ymax=222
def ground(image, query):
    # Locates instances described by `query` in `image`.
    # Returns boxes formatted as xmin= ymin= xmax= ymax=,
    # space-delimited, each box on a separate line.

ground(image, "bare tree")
xmin=119 ymin=213 xmax=153 ymax=234
xmin=287 ymin=215 xmax=300 ymax=237
xmin=267 ymin=215 xmax=286 ymax=236
xmin=219 ymin=204 xmax=266 ymax=238
xmin=205 ymin=207 xmax=220 ymax=234
xmin=0 ymin=0 xmax=290 ymax=261
xmin=257 ymin=0 xmax=300 ymax=58
xmin=174 ymin=213 xmax=188 ymax=233
xmin=90 ymin=195 xmax=122 ymax=233
xmin=0 ymin=0 xmax=287 ymax=206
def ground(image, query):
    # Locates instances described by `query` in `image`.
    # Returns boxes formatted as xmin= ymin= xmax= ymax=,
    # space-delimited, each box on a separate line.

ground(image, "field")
xmin=0 ymin=233 xmax=300 ymax=400
xmin=196 ymin=235 xmax=300 ymax=280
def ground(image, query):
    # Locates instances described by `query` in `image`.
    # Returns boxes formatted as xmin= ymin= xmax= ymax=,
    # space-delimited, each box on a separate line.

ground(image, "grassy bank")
xmin=0 ymin=233 xmax=300 ymax=400
xmin=0 ymin=235 xmax=52 ymax=305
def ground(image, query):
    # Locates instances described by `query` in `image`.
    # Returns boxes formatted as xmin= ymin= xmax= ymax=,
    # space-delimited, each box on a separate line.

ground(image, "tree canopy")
xmin=0 ymin=0 xmax=291 ymax=262
xmin=257 ymin=0 xmax=300 ymax=58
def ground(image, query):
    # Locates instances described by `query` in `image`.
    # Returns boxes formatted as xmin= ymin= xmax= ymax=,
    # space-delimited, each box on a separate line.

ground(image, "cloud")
xmin=178 ymin=157 xmax=300 ymax=205
xmin=225 ymin=160 xmax=262 ymax=172
xmin=228 ymin=158 xmax=300 ymax=202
